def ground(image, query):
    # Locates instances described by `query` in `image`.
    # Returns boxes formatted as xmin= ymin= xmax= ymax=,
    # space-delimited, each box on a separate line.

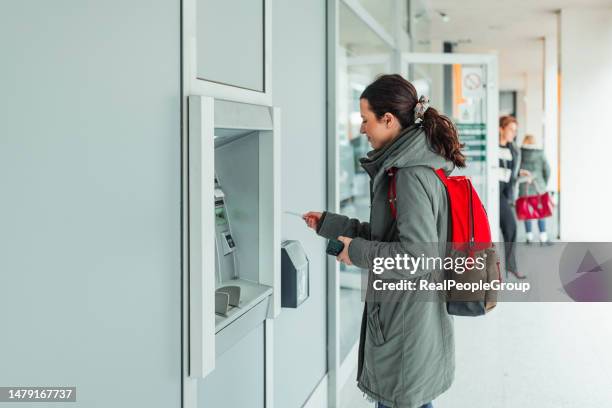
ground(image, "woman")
xmin=519 ymin=134 xmax=551 ymax=244
xmin=498 ymin=116 xmax=529 ymax=279
xmin=304 ymin=74 xmax=463 ymax=408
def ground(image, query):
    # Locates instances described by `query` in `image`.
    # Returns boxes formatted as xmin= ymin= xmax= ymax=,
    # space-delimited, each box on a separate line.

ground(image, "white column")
xmin=516 ymin=88 xmax=527 ymax=139
xmin=523 ymin=69 xmax=544 ymax=145
xmin=543 ymin=33 xmax=559 ymax=192
xmin=560 ymin=7 xmax=612 ymax=240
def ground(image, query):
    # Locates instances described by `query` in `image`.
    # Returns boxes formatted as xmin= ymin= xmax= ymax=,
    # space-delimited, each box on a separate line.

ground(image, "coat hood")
xmin=360 ymin=125 xmax=455 ymax=185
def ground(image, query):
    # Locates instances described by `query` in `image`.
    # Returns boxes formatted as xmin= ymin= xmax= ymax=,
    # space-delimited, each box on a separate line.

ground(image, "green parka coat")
xmin=518 ymin=145 xmax=550 ymax=197
xmin=317 ymin=125 xmax=455 ymax=408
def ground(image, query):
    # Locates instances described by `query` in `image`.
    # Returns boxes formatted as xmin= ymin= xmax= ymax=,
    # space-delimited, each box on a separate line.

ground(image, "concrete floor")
xmin=341 ymin=302 xmax=612 ymax=408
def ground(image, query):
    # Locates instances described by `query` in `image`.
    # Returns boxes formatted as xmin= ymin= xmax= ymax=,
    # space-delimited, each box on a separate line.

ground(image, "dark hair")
xmin=360 ymin=74 xmax=466 ymax=168
xmin=499 ymin=115 xmax=517 ymax=129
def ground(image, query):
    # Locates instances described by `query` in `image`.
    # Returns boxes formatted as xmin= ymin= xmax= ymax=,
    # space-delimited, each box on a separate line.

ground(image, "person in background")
xmin=518 ymin=134 xmax=551 ymax=244
xmin=499 ymin=115 xmax=529 ymax=279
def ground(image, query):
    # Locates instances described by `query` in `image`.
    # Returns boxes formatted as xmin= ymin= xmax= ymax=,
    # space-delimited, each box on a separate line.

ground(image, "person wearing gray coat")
xmin=304 ymin=75 xmax=465 ymax=408
xmin=518 ymin=135 xmax=551 ymax=244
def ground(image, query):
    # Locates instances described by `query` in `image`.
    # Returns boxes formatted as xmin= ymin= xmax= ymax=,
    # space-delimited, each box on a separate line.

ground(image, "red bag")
xmin=386 ymin=167 xmax=500 ymax=316
xmin=388 ymin=167 xmax=493 ymax=250
xmin=515 ymin=192 xmax=553 ymax=220
xmin=432 ymin=168 xmax=493 ymax=252
xmin=387 ymin=168 xmax=501 ymax=316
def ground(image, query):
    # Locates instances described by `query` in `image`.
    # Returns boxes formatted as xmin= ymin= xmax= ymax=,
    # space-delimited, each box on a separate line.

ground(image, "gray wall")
xmin=272 ymin=0 xmax=328 ymax=407
xmin=199 ymin=323 xmax=265 ymax=407
xmin=197 ymin=0 xmax=265 ymax=91
xmin=0 ymin=1 xmax=182 ymax=407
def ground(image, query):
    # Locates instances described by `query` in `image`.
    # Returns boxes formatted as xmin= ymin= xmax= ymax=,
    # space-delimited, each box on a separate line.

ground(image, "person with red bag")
xmin=517 ymin=134 xmax=552 ymax=245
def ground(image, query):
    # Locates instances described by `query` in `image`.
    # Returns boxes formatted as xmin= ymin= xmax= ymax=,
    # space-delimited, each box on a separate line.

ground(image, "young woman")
xmin=519 ymin=134 xmax=551 ymax=244
xmin=498 ymin=116 xmax=529 ymax=278
xmin=304 ymin=74 xmax=464 ymax=408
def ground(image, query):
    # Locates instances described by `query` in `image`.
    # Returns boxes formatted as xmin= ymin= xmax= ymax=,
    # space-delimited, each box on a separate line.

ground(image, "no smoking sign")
xmin=464 ymin=72 xmax=481 ymax=90
xmin=462 ymin=67 xmax=484 ymax=97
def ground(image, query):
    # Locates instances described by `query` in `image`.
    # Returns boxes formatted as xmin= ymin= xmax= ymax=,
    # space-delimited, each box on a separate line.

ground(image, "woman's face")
xmin=359 ymin=98 xmax=401 ymax=150
xmin=500 ymin=122 xmax=517 ymax=143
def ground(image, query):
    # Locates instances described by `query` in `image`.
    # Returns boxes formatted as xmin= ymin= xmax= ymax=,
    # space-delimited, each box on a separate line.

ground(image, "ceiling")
xmin=338 ymin=0 xmax=612 ymax=90
xmin=423 ymin=0 xmax=612 ymax=89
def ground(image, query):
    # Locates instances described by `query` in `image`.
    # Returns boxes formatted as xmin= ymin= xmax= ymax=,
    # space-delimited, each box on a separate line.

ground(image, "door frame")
xmin=401 ymin=52 xmax=500 ymax=241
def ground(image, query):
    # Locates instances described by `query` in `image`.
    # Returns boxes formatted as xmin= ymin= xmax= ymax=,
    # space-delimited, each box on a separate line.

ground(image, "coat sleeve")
xmin=316 ymin=211 xmax=371 ymax=240
xmin=347 ymin=167 xmax=442 ymax=278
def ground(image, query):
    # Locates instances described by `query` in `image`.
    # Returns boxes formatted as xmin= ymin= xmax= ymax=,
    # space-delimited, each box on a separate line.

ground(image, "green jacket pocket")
xmin=367 ymin=304 xmax=386 ymax=346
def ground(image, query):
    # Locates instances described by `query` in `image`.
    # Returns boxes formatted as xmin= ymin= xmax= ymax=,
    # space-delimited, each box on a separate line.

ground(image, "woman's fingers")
xmin=305 ymin=215 xmax=316 ymax=228
xmin=303 ymin=211 xmax=321 ymax=220
xmin=303 ymin=211 xmax=322 ymax=230
xmin=335 ymin=236 xmax=353 ymax=265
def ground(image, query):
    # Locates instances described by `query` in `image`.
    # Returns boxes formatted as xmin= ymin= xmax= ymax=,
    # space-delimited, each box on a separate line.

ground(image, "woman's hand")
xmin=519 ymin=169 xmax=533 ymax=183
xmin=303 ymin=211 xmax=322 ymax=230
xmin=336 ymin=236 xmax=353 ymax=265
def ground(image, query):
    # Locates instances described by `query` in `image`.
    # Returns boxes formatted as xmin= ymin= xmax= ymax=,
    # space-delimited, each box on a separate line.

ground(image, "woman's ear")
xmin=383 ymin=112 xmax=395 ymax=128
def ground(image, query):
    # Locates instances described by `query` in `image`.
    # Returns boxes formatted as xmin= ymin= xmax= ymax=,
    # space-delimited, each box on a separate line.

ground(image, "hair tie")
xmin=414 ymin=95 xmax=430 ymax=123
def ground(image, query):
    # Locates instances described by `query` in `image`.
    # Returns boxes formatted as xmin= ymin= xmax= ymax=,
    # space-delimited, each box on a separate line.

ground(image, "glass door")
xmin=401 ymin=52 xmax=500 ymax=239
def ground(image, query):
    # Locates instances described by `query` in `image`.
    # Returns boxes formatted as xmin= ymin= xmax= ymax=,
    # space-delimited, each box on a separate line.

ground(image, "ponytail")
xmin=361 ymin=74 xmax=466 ymax=168
xmin=422 ymin=107 xmax=466 ymax=168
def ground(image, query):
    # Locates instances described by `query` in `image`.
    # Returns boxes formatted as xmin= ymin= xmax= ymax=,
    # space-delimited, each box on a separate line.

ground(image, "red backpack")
xmin=386 ymin=167 xmax=501 ymax=316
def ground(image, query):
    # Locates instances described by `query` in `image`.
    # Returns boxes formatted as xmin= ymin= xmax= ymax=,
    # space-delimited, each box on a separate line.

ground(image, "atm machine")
xmin=182 ymin=1 xmax=283 ymax=406
xmin=212 ymin=173 xmax=273 ymax=332
xmin=185 ymin=95 xmax=281 ymax=408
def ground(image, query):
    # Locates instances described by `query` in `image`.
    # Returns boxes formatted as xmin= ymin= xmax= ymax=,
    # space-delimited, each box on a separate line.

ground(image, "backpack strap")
xmin=432 ymin=168 xmax=452 ymax=253
xmin=386 ymin=167 xmax=398 ymax=219
xmin=433 ymin=168 xmax=448 ymax=185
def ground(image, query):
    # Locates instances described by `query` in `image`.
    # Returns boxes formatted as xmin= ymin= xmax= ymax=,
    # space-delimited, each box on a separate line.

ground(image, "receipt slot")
xmin=281 ymin=240 xmax=309 ymax=308
xmin=186 ymin=95 xmax=280 ymax=379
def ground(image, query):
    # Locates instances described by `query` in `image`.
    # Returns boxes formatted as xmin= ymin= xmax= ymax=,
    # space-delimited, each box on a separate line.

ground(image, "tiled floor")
xmin=340 ymin=302 xmax=612 ymax=408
